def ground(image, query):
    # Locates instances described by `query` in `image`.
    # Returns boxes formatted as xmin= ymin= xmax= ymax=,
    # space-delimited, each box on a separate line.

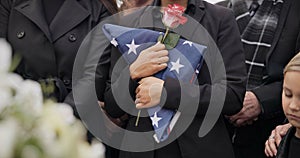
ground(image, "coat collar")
xmin=152 ymin=0 xmax=204 ymax=7
xmin=49 ymin=0 xmax=90 ymax=41
xmin=15 ymin=0 xmax=51 ymax=41
xmin=15 ymin=0 xmax=90 ymax=42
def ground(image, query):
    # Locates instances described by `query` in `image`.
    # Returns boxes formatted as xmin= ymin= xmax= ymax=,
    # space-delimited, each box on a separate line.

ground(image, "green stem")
xmin=161 ymin=27 xmax=170 ymax=43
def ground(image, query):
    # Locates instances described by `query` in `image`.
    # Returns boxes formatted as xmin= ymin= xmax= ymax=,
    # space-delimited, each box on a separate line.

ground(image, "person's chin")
xmin=287 ymin=113 xmax=300 ymax=128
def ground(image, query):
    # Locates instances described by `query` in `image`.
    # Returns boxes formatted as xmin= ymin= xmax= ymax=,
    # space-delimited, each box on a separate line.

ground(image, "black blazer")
xmin=103 ymin=0 xmax=247 ymax=158
xmin=0 ymin=0 xmax=109 ymax=101
xmin=250 ymin=0 xmax=300 ymax=119
xmin=217 ymin=0 xmax=300 ymax=119
xmin=216 ymin=0 xmax=300 ymax=157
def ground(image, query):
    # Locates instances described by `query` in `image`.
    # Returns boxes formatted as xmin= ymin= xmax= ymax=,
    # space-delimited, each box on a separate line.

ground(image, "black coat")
xmin=251 ymin=0 xmax=300 ymax=121
xmin=103 ymin=0 xmax=247 ymax=157
xmin=0 ymin=0 xmax=110 ymax=101
xmin=276 ymin=127 xmax=296 ymax=158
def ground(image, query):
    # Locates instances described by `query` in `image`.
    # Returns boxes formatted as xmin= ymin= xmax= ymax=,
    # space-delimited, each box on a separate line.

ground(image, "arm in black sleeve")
xmin=103 ymin=47 xmax=139 ymax=118
xmin=251 ymin=81 xmax=283 ymax=119
xmin=63 ymin=2 xmax=111 ymax=117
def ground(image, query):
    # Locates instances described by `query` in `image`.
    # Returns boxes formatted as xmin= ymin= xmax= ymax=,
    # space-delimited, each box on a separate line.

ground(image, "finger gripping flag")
xmin=102 ymin=24 xmax=206 ymax=143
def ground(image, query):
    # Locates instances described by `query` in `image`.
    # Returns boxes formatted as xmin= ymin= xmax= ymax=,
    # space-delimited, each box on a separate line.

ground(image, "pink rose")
xmin=162 ymin=4 xmax=188 ymax=29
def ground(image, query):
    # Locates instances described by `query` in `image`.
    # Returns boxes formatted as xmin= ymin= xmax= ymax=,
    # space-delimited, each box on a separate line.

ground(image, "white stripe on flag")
xmin=153 ymin=134 xmax=160 ymax=143
xmin=236 ymin=12 xmax=250 ymax=20
xmin=245 ymin=60 xmax=265 ymax=67
xmin=242 ymin=39 xmax=271 ymax=47
xmin=169 ymin=111 xmax=181 ymax=132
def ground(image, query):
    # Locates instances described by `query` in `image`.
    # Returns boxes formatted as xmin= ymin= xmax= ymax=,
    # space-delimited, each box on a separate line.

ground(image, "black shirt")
xmin=288 ymin=135 xmax=300 ymax=158
xmin=42 ymin=0 xmax=65 ymax=24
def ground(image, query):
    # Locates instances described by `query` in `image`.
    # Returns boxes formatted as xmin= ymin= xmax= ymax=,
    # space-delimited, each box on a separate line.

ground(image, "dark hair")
xmin=120 ymin=0 xmax=153 ymax=10
xmin=100 ymin=0 xmax=118 ymax=14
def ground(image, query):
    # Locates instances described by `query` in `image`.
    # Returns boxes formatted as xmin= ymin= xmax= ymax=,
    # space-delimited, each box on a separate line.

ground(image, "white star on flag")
xmin=150 ymin=112 xmax=162 ymax=128
xmin=183 ymin=40 xmax=193 ymax=47
xmin=110 ymin=38 xmax=118 ymax=47
xmin=170 ymin=58 xmax=184 ymax=74
xmin=126 ymin=39 xmax=140 ymax=55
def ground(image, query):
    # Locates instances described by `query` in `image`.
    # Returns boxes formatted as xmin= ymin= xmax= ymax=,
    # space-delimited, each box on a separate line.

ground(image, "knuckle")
xmin=162 ymin=50 xmax=168 ymax=54
xmin=276 ymin=126 xmax=282 ymax=130
xmin=159 ymin=43 xmax=166 ymax=49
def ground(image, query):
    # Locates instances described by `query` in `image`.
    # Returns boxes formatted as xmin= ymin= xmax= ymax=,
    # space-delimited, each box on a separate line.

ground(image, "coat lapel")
xmin=15 ymin=0 xmax=52 ymax=41
xmin=138 ymin=7 xmax=156 ymax=29
xmin=49 ymin=0 xmax=90 ymax=42
xmin=191 ymin=0 xmax=205 ymax=24
xmin=266 ymin=0 xmax=292 ymax=63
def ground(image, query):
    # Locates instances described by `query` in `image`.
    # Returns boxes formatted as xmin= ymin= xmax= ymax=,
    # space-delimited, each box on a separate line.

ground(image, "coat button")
xmin=63 ymin=79 xmax=71 ymax=85
xmin=17 ymin=31 xmax=25 ymax=39
xmin=68 ymin=34 xmax=76 ymax=42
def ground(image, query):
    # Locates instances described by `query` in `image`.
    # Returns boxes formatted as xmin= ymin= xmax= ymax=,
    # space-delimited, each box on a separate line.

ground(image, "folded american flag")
xmin=102 ymin=24 xmax=206 ymax=143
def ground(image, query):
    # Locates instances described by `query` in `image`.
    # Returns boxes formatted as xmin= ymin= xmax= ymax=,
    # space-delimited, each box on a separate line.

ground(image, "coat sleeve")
xmin=63 ymin=2 xmax=111 ymax=118
xmin=251 ymin=81 xmax=283 ymax=119
xmin=103 ymin=47 xmax=140 ymax=118
xmin=162 ymin=9 xmax=247 ymax=116
xmin=252 ymin=30 xmax=300 ymax=119
xmin=0 ymin=0 xmax=12 ymax=37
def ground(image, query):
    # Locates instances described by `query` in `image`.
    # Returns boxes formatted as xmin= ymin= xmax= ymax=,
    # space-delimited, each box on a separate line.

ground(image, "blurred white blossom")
xmin=0 ymin=119 xmax=18 ymax=158
xmin=0 ymin=41 xmax=105 ymax=158
xmin=56 ymin=103 xmax=76 ymax=124
xmin=14 ymin=80 xmax=43 ymax=116
xmin=0 ymin=88 xmax=11 ymax=113
xmin=0 ymin=38 xmax=12 ymax=73
xmin=90 ymin=142 xmax=106 ymax=158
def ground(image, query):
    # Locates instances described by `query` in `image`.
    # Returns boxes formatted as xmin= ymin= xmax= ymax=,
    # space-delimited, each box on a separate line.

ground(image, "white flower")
xmin=0 ymin=119 xmax=18 ymax=158
xmin=0 ymin=68 xmax=106 ymax=158
xmin=78 ymin=141 xmax=105 ymax=158
xmin=90 ymin=142 xmax=106 ymax=158
xmin=2 ymin=73 xmax=23 ymax=89
xmin=0 ymin=38 xmax=12 ymax=73
xmin=20 ymin=145 xmax=41 ymax=158
xmin=15 ymin=80 xmax=43 ymax=116
xmin=36 ymin=104 xmax=82 ymax=158
xmin=0 ymin=88 xmax=11 ymax=113
xmin=55 ymin=103 xmax=76 ymax=124
xmin=0 ymin=73 xmax=23 ymax=113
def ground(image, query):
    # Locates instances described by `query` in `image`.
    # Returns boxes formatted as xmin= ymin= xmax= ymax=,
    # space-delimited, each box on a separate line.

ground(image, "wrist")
xmin=129 ymin=64 xmax=138 ymax=80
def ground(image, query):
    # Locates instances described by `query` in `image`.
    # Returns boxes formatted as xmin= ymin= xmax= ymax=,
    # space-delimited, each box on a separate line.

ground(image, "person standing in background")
xmin=0 ymin=0 xmax=119 ymax=158
xmin=0 ymin=0 xmax=114 ymax=106
xmin=103 ymin=0 xmax=247 ymax=157
xmin=268 ymin=52 xmax=300 ymax=158
xmin=217 ymin=0 xmax=300 ymax=158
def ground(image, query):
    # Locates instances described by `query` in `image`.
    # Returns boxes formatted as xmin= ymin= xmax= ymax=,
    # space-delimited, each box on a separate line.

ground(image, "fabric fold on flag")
xmin=102 ymin=24 xmax=206 ymax=143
